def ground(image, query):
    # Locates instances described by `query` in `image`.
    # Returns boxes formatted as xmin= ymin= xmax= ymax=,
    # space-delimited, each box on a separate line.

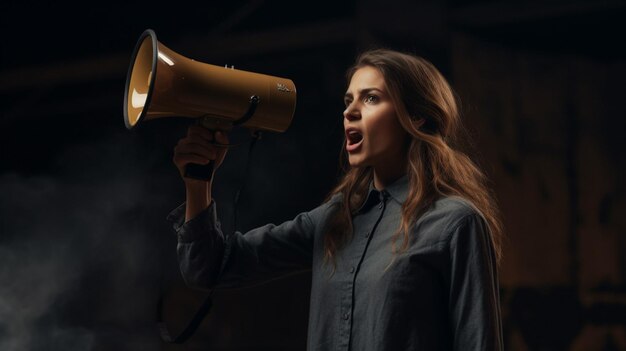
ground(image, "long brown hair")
xmin=324 ymin=49 xmax=503 ymax=266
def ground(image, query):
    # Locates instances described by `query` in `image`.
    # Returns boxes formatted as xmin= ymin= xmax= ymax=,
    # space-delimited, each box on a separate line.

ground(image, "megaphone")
xmin=123 ymin=29 xmax=297 ymax=179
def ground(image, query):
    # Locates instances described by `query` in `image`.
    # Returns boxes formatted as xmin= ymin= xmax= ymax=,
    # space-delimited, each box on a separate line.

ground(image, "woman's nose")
xmin=343 ymin=104 xmax=360 ymax=121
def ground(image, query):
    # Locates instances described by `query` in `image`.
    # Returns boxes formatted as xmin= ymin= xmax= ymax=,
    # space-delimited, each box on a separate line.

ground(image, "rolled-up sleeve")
xmin=167 ymin=202 xmax=228 ymax=290
xmin=447 ymin=214 xmax=503 ymax=351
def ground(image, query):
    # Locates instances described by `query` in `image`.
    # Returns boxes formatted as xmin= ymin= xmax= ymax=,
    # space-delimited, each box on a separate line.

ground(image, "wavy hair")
xmin=324 ymin=49 xmax=503 ymax=266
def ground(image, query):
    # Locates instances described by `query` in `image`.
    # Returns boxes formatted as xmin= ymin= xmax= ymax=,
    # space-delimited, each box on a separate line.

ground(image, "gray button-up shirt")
xmin=169 ymin=176 xmax=503 ymax=350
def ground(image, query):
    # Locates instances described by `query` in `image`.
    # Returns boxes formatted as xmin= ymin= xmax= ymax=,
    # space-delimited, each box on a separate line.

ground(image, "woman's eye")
xmin=344 ymin=99 xmax=352 ymax=107
xmin=364 ymin=95 xmax=378 ymax=103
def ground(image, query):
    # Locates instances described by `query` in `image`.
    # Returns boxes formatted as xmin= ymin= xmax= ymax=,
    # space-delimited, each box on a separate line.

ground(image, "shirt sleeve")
xmin=167 ymin=200 xmax=319 ymax=291
xmin=447 ymin=213 xmax=504 ymax=351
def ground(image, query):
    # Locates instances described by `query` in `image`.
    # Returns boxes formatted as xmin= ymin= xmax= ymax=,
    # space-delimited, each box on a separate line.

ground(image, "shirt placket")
xmin=337 ymin=190 xmax=389 ymax=351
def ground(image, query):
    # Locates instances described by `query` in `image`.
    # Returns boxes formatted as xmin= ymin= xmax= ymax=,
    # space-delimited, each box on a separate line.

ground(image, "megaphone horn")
xmin=123 ymin=29 xmax=297 ymax=179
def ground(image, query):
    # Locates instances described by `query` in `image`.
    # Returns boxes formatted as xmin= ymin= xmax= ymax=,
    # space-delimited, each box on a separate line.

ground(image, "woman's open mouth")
xmin=346 ymin=128 xmax=363 ymax=152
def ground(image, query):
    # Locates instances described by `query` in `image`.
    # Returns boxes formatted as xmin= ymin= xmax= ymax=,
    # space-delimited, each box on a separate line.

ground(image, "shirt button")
xmin=349 ymin=266 xmax=355 ymax=273
xmin=342 ymin=313 xmax=350 ymax=320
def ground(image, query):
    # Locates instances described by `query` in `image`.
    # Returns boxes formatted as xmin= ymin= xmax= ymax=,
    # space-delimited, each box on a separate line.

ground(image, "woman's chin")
xmin=347 ymin=155 xmax=367 ymax=168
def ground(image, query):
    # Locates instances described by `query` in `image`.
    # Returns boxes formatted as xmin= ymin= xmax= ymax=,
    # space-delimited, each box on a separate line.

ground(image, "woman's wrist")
xmin=184 ymin=180 xmax=212 ymax=221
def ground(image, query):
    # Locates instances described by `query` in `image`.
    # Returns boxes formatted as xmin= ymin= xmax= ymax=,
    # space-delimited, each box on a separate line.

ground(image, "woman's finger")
xmin=173 ymin=153 xmax=212 ymax=166
xmin=175 ymin=141 xmax=218 ymax=160
xmin=176 ymin=137 xmax=215 ymax=152
xmin=188 ymin=125 xmax=214 ymax=141
xmin=214 ymin=131 xmax=230 ymax=147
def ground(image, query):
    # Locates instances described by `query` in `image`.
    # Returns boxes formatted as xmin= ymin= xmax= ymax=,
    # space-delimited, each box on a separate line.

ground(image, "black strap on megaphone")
xmin=158 ymin=126 xmax=261 ymax=344
xmin=157 ymin=289 xmax=214 ymax=344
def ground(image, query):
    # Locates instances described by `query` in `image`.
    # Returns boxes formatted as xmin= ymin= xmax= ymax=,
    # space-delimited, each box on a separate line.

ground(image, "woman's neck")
xmin=372 ymin=155 xmax=408 ymax=190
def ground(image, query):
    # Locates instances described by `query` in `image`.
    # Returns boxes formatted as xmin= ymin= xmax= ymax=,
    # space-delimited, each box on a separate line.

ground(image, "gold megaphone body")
xmin=123 ymin=29 xmax=297 ymax=132
xmin=123 ymin=29 xmax=297 ymax=179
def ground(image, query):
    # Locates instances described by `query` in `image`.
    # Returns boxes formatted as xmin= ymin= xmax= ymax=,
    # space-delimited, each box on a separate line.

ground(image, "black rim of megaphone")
xmin=123 ymin=29 xmax=158 ymax=130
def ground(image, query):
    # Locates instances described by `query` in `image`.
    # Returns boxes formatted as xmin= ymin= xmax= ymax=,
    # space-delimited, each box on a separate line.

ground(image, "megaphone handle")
xmin=182 ymin=95 xmax=260 ymax=181
xmin=184 ymin=161 xmax=215 ymax=181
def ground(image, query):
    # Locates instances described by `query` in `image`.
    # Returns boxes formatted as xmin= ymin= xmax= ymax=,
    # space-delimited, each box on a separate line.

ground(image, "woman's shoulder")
xmin=431 ymin=196 xmax=479 ymax=219
xmin=416 ymin=196 xmax=483 ymax=236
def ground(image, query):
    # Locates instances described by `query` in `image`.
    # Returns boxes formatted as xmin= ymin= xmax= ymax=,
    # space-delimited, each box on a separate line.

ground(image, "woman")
xmin=169 ymin=49 xmax=504 ymax=350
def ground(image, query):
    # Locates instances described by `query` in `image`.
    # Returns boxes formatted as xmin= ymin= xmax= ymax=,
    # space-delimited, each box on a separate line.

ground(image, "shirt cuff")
xmin=166 ymin=201 xmax=222 ymax=242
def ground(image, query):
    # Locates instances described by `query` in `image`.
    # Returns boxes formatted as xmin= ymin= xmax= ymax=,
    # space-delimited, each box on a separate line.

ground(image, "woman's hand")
xmin=173 ymin=125 xmax=229 ymax=184
xmin=173 ymin=125 xmax=229 ymax=221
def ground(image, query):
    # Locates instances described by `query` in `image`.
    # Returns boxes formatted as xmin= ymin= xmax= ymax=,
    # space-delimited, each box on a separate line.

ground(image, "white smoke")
xmin=0 ymin=132 xmax=173 ymax=351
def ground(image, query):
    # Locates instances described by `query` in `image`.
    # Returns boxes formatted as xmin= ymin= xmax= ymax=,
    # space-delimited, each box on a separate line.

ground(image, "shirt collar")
xmin=356 ymin=175 xmax=409 ymax=213
xmin=384 ymin=174 xmax=409 ymax=204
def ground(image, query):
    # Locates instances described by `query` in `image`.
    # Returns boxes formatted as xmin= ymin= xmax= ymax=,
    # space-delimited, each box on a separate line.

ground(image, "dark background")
xmin=1 ymin=0 xmax=625 ymax=350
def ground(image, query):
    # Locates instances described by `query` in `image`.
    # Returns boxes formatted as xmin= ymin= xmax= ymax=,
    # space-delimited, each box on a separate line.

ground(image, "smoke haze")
xmin=0 ymin=133 xmax=176 ymax=351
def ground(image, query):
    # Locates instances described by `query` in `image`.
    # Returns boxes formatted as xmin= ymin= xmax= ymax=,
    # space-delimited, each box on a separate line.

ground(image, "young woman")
xmin=169 ymin=49 xmax=504 ymax=350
